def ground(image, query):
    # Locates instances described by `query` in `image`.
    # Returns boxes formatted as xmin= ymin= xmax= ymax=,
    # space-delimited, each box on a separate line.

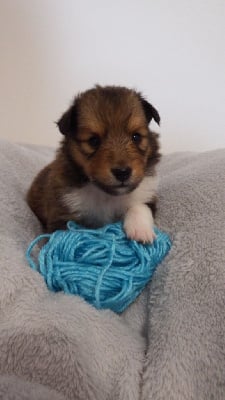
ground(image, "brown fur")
xmin=27 ymin=85 xmax=161 ymax=232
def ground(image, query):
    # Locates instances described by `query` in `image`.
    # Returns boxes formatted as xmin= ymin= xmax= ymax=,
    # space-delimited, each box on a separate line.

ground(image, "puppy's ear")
xmin=57 ymin=103 xmax=77 ymax=136
xmin=140 ymin=97 xmax=160 ymax=125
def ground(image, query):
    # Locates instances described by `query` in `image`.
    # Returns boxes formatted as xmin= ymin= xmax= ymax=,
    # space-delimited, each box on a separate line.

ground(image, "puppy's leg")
xmin=123 ymin=204 xmax=156 ymax=244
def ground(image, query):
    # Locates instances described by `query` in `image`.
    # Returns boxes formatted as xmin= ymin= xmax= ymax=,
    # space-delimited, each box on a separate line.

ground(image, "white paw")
xmin=124 ymin=223 xmax=156 ymax=244
xmin=123 ymin=204 xmax=156 ymax=244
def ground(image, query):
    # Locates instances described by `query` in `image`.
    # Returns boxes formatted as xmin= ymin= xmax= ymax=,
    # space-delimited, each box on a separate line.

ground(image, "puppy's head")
xmin=57 ymin=85 xmax=160 ymax=195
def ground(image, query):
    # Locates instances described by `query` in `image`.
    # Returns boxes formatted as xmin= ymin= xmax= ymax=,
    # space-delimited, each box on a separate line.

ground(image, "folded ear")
xmin=56 ymin=103 xmax=77 ymax=136
xmin=139 ymin=97 xmax=160 ymax=125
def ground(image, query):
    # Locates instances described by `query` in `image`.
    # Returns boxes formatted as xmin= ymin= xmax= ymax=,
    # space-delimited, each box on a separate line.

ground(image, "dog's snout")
xmin=111 ymin=167 xmax=132 ymax=182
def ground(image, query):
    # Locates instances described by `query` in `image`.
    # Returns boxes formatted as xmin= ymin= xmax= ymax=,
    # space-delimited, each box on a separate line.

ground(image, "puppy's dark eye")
xmin=88 ymin=135 xmax=101 ymax=149
xmin=132 ymin=132 xmax=142 ymax=144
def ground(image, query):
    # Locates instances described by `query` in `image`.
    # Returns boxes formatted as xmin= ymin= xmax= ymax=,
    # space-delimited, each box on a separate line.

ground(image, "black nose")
xmin=111 ymin=167 xmax=132 ymax=182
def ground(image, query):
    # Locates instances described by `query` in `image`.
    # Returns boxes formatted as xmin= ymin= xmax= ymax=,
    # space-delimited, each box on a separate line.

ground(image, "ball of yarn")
xmin=26 ymin=221 xmax=171 ymax=313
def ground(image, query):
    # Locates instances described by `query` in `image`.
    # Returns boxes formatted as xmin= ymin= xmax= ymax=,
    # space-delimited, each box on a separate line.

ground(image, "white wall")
xmin=0 ymin=0 xmax=224 ymax=153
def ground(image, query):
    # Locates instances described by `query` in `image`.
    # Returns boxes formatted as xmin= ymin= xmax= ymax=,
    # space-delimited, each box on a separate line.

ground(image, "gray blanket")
xmin=0 ymin=139 xmax=224 ymax=400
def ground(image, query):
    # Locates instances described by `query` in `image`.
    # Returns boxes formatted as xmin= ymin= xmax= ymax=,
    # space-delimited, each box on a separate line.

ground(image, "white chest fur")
xmin=63 ymin=176 xmax=157 ymax=227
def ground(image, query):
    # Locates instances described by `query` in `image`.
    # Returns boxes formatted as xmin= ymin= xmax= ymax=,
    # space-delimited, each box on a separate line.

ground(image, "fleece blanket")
xmin=0 ymin=139 xmax=225 ymax=400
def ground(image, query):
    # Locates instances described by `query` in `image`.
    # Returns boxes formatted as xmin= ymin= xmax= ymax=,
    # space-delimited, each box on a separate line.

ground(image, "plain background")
xmin=0 ymin=0 xmax=224 ymax=153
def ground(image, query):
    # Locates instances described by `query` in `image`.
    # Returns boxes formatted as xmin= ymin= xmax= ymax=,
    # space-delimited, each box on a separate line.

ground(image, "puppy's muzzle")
xmin=111 ymin=167 xmax=132 ymax=183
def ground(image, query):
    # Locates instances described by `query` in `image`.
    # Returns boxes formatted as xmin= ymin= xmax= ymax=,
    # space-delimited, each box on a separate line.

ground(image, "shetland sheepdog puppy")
xmin=27 ymin=85 xmax=161 ymax=243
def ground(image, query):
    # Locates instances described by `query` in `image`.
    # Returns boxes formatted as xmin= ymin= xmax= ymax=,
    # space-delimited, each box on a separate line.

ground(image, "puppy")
xmin=27 ymin=85 xmax=161 ymax=243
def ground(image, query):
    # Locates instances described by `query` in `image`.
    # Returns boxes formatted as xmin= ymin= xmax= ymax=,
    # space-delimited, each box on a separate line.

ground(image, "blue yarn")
xmin=26 ymin=221 xmax=171 ymax=313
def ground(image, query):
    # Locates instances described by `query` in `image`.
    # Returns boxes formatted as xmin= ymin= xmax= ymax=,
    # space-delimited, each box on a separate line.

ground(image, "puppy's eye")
xmin=88 ymin=135 xmax=101 ymax=149
xmin=132 ymin=132 xmax=142 ymax=144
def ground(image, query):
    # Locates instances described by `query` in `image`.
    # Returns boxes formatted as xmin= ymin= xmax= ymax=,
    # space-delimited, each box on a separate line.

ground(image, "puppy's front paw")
xmin=124 ymin=205 xmax=156 ymax=244
xmin=124 ymin=222 xmax=156 ymax=244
